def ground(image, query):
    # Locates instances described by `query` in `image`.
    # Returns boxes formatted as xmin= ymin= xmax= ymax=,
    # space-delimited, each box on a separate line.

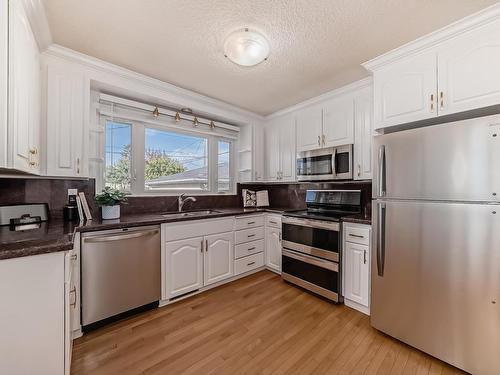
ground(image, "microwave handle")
xmin=332 ymin=148 xmax=337 ymax=176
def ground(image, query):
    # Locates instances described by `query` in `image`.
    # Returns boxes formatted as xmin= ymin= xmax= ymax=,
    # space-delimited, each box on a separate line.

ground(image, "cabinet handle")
xmin=357 ymin=164 xmax=361 ymax=177
xmin=440 ymin=91 xmax=444 ymax=110
xmin=430 ymin=93 xmax=434 ymax=112
xmin=247 ymin=261 xmax=256 ymax=266
xmin=363 ymin=250 xmax=367 ymax=265
xmin=76 ymin=158 xmax=80 ymax=174
xmin=322 ymin=134 xmax=325 ymax=146
xmin=269 ymin=221 xmax=278 ymax=224
xmin=247 ymin=247 xmax=256 ymax=251
xmin=247 ymin=234 xmax=256 ymax=238
xmin=247 ymin=221 xmax=256 ymax=225
xmin=70 ymin=254 xmax=77 ymax=261
xmin=349 ymin=234 xmax=364 ymax=239
xmin=317 ymin=135 xmax=321 ymax=146
xmin=205 ymin=239 xmax=208 ymax=252
xmin=70 ymin=286 xmax=77 ymax=308
xmin=201 ymin=240 xmax=204 ymax=253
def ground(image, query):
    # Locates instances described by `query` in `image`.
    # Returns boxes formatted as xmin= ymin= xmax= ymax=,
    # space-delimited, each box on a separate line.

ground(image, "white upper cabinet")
xmin=0 ymin=0 xmax=7 ymax=168
xmin=264 ymin=123 xmax=280 ymax=181
xmin=322 ymin=95 xmax=354 ymax=147
xmin=437 ymin=20 xmax=500 ymax=116
xmin=204 ymin=232 xmax=233 ymax=286
xmin=353 ymin=86 xmax=373 ymax=180
xmin=7 ymin=0 xmax=41 ymax=173
xmin=373 ymin=50 xmax=437 ymax=129
xmin=366 ymin=7 xmax=500 ymax=130
xmin=296 ymin=105 xmax=322 ymax=152
xmin=264 ymin=115 xmax=296 ymax=181
xmin=45 ymin=59 xmax=86 ymax=177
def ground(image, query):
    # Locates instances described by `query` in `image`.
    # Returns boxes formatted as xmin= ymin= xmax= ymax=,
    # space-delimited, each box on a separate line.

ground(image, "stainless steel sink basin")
xmin=162 ymin=209 xmax=221 ymax=218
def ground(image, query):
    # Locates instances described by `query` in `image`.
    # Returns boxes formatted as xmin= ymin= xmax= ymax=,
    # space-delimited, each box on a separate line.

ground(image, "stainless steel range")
xmin=281 ymin=189 xmax=362 ymax=302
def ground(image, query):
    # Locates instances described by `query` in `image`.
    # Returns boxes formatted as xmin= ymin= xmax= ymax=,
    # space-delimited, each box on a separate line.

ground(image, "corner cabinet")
xmin=5 ymin=0 xmax=41 ymax=173
xmin=367 ymin=12 xmax=500 ymax=130
xmin=44 ymin=58 xmax=86 ymax=177
xmin=343 ymin=222 xmax=371 ymax=315
xmin=264 ymin=115 xmax=296 ymax=181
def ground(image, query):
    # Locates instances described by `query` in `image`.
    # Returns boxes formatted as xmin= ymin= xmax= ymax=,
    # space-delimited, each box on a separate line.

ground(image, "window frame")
xmin=102 ymin=116 xmax=236 ymax=196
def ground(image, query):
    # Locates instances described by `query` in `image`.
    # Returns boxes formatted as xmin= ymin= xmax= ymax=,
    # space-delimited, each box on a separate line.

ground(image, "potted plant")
xmin=95 ymin=187 xmax=127 ymax=220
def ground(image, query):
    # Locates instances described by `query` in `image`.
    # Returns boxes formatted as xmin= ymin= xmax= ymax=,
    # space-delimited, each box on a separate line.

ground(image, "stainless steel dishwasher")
xmin=81 ymin=225 xmax=161 ymax=330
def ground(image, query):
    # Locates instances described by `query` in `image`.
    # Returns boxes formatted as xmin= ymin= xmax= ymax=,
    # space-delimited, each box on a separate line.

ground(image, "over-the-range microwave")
xmin=296 ymin=145 xmax=353 ymax=181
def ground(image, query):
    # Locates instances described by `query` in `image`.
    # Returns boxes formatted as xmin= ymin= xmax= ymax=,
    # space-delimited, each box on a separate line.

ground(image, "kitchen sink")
xmin=161 ymin=209 xmax=222 ymax=218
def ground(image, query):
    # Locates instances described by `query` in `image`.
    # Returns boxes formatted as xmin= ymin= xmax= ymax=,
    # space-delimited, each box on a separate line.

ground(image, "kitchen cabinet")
xmin=204 ymin=232 xmax=233 ymax=286
xmin=0 ymin=252 xmax=67 ymax=374
xmin=353 ymin=86 xmax=373 ymax=180
xmin=296 ymin=105 xmax=323 ymax=152
xmin=265 ymin=227 xmax=281 ymax=274
xmin=45 ymin=59 xmax=86 ymax=177
xmin=264 ymin=115 xmax=296 ymax=181
xmin=437 ymin=20 xmax=500 ymax=116
xmin=367 ymin=15 xmax=500 ymax=130
xmin=234 ymin=215 xmax=266 ymax=275
xmin=322 ymin=95 xmax=354 ymax=147
xmin=0 ymin=0 xmax=7 ymax=168
xmin=7 ymin=0 xmax=41 ymax=173
xmin=343 ymin=223 xmax=371 ymax=315
xmin=165 ymin=237 xmax=204 ymax=298
xmin=64 ymin=251 xmax=77 ymax=375
xmin=373 ymin=50 xmax=437 ymax=129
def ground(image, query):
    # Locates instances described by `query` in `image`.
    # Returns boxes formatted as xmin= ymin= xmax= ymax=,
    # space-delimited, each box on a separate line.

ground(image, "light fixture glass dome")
xmin=224 ymin=28 xmax=269 ymax=67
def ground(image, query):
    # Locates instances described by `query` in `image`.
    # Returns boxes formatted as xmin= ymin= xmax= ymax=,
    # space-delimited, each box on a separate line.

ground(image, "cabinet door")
xmin=204 ymin=232 xmax=233 ymax=286
xmin=344 ymin=241 xmax=369 ymax=307
xmin=46 ymin=62 xmax=85 ymax=177
xmin=353 ymin=87 xmax=373 ymax=180
xmin=374 ymin=50 xmax=437 ymax=129
xmin=265 ymin=227 xmax=281 ymax=273
xmin=438 ymin=21 xmax=500 ymax=116
xmin=8 ymin=0 xmax=40 ymax=173
xmin=296 ymin=105 xmax=322 ymax=152
xmin=166 ymin=237 xmax=203 ymax=298
xmin=278 ymin=116 xmax=296 ymax=181
xmin=0 ymin=0 xmax=7 ymax=168
xmin=322 ymin=95 xmax=354 ymax=147
xmin=264 ymin=123 xmax=280 ymax=181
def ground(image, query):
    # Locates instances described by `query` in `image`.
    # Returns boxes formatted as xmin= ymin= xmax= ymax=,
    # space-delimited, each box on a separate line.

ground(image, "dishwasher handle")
xmin=83 ymin=229 xmax=160 ymax=243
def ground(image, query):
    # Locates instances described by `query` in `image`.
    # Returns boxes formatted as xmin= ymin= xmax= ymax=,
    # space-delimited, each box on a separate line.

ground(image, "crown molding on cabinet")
xmin=21 ymin=0 xmax=52 ymax=51
xmin=43 ymin=44 xmax=265 ymax=126
xmin=264 ymin=77 xmax=372 ymax=121
xmin=362 ymin=3 xmax=500 ymax=71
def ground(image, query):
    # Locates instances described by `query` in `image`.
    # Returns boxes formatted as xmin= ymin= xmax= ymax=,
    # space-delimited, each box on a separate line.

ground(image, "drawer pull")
xmin=247 ymin=261 xmax=256 ymax=266
xmin=349 ymin=234 xmax=364 ymax=239
xmin=247 ymin=221 xmax=256 ymax=225
xmin=70 ymin=286 xmax=77 ymax=308
xmin=247 ymin=247 xmax=256 ymax=251
xmin=247 ymin=234 xmax=256 ymax=238
xmin=269 ymin=221 xmax=278 ymax=224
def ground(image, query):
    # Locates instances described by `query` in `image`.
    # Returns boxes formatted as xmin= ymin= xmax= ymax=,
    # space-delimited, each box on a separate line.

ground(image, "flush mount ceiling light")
xmin=224 ymin=28 xmax=269 ymax=67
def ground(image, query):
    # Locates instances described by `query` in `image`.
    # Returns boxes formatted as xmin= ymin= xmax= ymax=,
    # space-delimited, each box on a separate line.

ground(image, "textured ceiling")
xmin=43 ymin=0 xmax=497 ymax=116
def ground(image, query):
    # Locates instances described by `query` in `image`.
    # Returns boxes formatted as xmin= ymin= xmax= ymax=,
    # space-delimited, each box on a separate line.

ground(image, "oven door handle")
xmin=282 ymin=217 xmax=340 ymax=231
xmin=283 ymin=249 xmax=338 ymax=272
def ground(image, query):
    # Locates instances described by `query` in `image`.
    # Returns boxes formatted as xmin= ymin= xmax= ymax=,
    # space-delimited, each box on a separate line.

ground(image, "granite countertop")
xmin=0 ymin=207 xmax=289 ymax=260
xmin=341 ymin=213 xmax=372 ymax=225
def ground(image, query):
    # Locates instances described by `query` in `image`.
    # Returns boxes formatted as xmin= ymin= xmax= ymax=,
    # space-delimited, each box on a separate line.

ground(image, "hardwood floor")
xmin=72 ymin=271 xmax=465 ymax=375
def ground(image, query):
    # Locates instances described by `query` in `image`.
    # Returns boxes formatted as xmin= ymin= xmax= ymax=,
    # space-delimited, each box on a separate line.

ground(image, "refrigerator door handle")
xmin=377 ymin=202 xmax=386 ymax=277
xmin=378 ymin=145 xmax=386 ymax=197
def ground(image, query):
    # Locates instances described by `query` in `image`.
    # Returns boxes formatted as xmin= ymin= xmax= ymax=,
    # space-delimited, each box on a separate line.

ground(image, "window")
xmin=103 ymin=119 xmax=234 ymax=195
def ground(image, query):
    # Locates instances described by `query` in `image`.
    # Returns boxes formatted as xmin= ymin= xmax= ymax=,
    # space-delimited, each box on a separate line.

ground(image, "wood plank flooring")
xmin=72 ymin=271 xmax=465 ymax=375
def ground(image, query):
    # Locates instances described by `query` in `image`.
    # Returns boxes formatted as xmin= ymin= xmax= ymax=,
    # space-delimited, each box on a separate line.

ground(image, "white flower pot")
xmin=102 ymin=205 xmax=120 ymax=220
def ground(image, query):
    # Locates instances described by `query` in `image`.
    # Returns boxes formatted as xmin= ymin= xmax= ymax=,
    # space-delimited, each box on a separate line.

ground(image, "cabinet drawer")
xmin=234 ymin=215 xmax=265 ymax=230
xmin=163 ymin=217 xmax=234 ymax=242
xmin=344 ymin=225 xmax=370 ymax=245
xmin=234 ymin=252 xmax=264 ymax=275
xmin=235 ymin=226 xmax=264 ymax=244
xmin=235 ymin=239 xmax=264 ymax=259
xmin=266 ymin=215 xmax=282 ymax=229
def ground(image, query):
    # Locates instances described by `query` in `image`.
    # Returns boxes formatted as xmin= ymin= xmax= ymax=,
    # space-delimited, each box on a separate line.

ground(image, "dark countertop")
xmin=0 ymin=207 xmax=289 ymax=261
xmin=341 ymin=213 xmax=372 ymax=225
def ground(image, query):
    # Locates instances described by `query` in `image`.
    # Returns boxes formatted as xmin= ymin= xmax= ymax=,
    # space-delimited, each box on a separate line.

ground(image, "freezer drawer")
xmin=81 ymin=226 xmax=161 ymax=327
xmin=371 ymin=200 xmax=500 ymax=375
xmin=373 ymin=113 xmax=500 ymax=202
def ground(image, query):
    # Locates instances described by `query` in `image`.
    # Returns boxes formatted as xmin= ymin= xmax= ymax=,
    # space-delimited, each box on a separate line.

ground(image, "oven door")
xmin=282 ymin=249 xmax=341 ymax=302
xmin=332 ymin=144 xmax=353 ymax=180
xmin=282 ymin=216 xmax=340 ymax=261
xmin=296 ymin=148 xmax=335 ymax=181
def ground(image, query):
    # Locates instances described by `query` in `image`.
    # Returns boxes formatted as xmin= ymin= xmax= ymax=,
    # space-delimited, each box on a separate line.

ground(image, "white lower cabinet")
xmin=165 ymin=237 xmax=204 ymax=298
xmin=204 ymin=232 xmax=233 ymax=286
xmin=0 ymin=252 xmax=70 ymax=375
xmin=234 ymin=215 xmax=266 ymax=276
xmin=265 ymin=227 xmax=281 ymax=273
xmin=343 ymin=223 xmax=371 ymax=315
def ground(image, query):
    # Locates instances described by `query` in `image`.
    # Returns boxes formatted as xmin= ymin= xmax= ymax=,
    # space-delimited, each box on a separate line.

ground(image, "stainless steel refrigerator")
xmin=372 ymin=114 xmax=500 ymax=375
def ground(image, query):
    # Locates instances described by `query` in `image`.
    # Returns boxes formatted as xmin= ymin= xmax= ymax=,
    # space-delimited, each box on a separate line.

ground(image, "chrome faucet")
xmin=178 ymin=193 xmax=197 ymax=212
